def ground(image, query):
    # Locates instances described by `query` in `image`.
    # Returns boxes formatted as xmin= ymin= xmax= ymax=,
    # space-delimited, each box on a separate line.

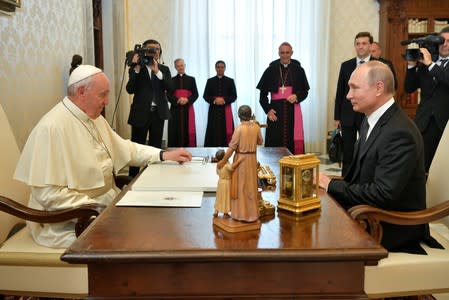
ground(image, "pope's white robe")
xmin=14 ymin=97 xmax=161 ymax=248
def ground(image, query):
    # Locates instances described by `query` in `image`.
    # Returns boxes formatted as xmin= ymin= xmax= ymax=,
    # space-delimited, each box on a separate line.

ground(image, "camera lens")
xmin=404 ymin=49 xmax=421 ymax=61
xmin=142 ymin=55 xmax=154 ymax=65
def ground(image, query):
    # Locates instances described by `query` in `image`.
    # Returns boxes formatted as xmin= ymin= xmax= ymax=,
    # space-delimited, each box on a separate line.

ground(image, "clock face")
xmin=302 ymin=169 xmax=312 ymax=182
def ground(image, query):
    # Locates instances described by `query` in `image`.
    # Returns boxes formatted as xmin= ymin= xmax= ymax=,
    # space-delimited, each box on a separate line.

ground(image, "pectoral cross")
xmin=280 ymin=85 xmax=286 ymax=94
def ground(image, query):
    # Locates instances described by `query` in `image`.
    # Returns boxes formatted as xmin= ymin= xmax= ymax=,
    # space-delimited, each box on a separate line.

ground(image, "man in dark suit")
xmin=126 ymin=39 xmax=173 ymax=177
xmin=320 ymin=61 xmax=439 ymax=253
xmin=404 ymin=26 xmax=449 ymax=172
xmin=334 ymin=32 xmax=374 ymax=176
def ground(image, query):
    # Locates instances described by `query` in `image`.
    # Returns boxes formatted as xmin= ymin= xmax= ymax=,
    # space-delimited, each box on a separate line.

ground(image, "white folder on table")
xmin=116 ymin=191 xmax=203 ymax=207
xmin=131 ymin=161 xmax=218 ymax=192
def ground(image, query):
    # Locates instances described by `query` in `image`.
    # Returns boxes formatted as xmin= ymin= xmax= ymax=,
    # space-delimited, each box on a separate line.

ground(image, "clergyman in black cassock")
xmin=257 ymin=42 xmax=309 ymax=154
xmin=168 ymin=58 xmax=199 ymax=147
xmin=203 ymin=60 xmax=237 ymax=147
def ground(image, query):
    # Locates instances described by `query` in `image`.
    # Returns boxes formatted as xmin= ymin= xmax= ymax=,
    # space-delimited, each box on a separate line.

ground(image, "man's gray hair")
xmin=67 ymin=76 xmax=95 ymax=96
xmin=174 ymin=58 xmax=184 ymax=66
xmin=365 ymin=61 xmax=395 ymax=94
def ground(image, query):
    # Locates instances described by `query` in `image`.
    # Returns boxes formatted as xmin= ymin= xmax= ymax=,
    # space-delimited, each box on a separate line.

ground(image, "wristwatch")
xmin=159 ymin=150 xmax=166 ymax=161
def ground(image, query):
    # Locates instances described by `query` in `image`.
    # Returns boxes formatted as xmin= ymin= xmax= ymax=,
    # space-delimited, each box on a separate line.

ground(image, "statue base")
xmin=213 ymin=215 xmax=261 ymax=233
xmin=259 ymin=199 xmax=275 ymax=217
xmin=258 ymin=188 xmax=275 ymax=217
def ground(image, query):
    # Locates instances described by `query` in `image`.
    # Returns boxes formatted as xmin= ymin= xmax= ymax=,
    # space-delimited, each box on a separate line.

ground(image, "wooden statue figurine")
xmin=217 ymin=105 xmax=263 ymax=224
xmin=214 ymin=149 xmax=242 ymax=217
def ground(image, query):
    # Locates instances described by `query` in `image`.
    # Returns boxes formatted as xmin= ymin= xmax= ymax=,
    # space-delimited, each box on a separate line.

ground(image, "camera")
xmin=125 ymin=44 xmax=158 ymax=67
xmin=400 ymin=34 xmax=444 ymax=61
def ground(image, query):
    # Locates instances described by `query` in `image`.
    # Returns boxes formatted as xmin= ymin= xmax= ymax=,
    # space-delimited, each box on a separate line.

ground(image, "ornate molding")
xmin=387 ymin=0 xmax=407 ymax=22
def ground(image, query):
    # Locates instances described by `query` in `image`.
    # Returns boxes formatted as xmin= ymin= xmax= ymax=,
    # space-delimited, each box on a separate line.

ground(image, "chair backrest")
xmin=0 ymin=103 xmax=30 ymax=243
xmin=426 ymin=121 xmax=449 ymax=228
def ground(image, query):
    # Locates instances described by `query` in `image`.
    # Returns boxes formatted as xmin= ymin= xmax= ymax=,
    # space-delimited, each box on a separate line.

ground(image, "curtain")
xmin=169 ymin=0 xmax=330 ymax=153
xmin=82 ymin=0 xmax=95 ymax=66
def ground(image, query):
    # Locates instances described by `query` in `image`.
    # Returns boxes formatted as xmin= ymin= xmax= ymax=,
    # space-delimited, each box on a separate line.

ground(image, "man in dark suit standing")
xmin=320 ymin=61 xmax=440 ymax=253
xmin=404 ymin=26 xmax=449 ymax=172
xmin=126 ymin=39 xmax=173 ymax=177
xmin=334 ymin=32 xmax=374 ymax=176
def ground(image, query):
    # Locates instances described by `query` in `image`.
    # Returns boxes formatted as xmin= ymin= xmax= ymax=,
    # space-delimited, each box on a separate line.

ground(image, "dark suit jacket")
xmin=328 ymin=102 xmax=431 ymax=252
xmin=126 ymin=64 xmax=173 ymax=127
xmin=405 ymin=61 xmax=449 ymax=132
xmin=334 ymin=57 xmax=365 ymax=128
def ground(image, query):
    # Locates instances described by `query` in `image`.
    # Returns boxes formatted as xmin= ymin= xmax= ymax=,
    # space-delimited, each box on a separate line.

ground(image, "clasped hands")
xmin=177 ymin=97 xmax=189 ymax=105
xmin=213 ymin=97 xmax=226 ymax=105
xmin=267 ymin=95 xmax=297 ymax=122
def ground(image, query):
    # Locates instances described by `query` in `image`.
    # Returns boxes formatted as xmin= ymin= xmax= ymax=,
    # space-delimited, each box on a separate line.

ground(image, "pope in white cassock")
xmin=14 ymin=65 xmax=192 ymax=248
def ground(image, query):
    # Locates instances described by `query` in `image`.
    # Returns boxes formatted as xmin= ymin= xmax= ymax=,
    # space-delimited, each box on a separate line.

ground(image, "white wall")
xmin=0 ymin=0 xmax=92 ymax=149
xmin=327 ymin=0 xmax=379 ymax=132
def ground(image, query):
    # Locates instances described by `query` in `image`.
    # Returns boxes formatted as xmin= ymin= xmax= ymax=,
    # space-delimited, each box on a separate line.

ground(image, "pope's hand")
xmin=164 ymin=148 xmax=192 ymax=163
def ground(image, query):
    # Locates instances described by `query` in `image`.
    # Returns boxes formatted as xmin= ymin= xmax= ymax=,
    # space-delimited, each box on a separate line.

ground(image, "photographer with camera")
xmin=404 ymin=26 xmax=449 ymax=172
xmin=126 ymin=39 xmax=173 ymax=177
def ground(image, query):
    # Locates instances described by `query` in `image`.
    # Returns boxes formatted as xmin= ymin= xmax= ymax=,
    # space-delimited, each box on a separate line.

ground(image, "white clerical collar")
xmin=63 ymin=97 xmax=90 ymax=123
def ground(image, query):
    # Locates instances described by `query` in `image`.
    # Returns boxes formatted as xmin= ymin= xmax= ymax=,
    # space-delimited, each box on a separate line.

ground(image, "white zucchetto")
xmin=68 ymin=65 xmax=103 ymax=86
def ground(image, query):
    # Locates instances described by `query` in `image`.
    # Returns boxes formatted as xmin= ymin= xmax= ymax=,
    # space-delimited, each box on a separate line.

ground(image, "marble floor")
xmin=317 ymin=154 xmax=343 ymax=177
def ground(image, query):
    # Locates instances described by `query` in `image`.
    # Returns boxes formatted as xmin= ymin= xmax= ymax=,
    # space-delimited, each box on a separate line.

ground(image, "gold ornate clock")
xmin=278 ymin=154 xmax=321 ymax=214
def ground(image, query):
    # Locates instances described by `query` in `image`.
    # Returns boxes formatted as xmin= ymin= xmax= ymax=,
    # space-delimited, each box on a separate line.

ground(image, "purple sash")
xmin=213 ymin=97 xmax=233 ymax=144
xmin=225 ymin=104 xmax=233 ymax=144
xmin=270 ymin=86 xmax=304 ymax=154
xmin=173 ymin=89 xmax=196 ymax=147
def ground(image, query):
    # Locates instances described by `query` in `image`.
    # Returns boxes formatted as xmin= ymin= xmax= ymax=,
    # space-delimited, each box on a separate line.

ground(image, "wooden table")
xmin=62 ymin=147 xmax=387 ymax=299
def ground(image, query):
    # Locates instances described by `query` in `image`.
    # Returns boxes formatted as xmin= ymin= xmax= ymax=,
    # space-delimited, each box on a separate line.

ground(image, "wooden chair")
xmin=350 ymin=122 xmax=449 ymax=299
xmin=0 ymin=103 xmax=103 ymax=298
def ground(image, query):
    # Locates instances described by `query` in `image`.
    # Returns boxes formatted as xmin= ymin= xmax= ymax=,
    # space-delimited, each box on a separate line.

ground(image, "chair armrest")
xmin=348 ymin=200 xmax=449 ymax=243
xmin=0 ymin=195 xmax=106 ymax=237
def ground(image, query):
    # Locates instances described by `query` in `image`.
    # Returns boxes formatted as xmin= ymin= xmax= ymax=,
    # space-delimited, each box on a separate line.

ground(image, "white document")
xmin=132 ymin=161 xmax=218 ymax=192
xmin=116 ymin=191 xmax=203 ymax=207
